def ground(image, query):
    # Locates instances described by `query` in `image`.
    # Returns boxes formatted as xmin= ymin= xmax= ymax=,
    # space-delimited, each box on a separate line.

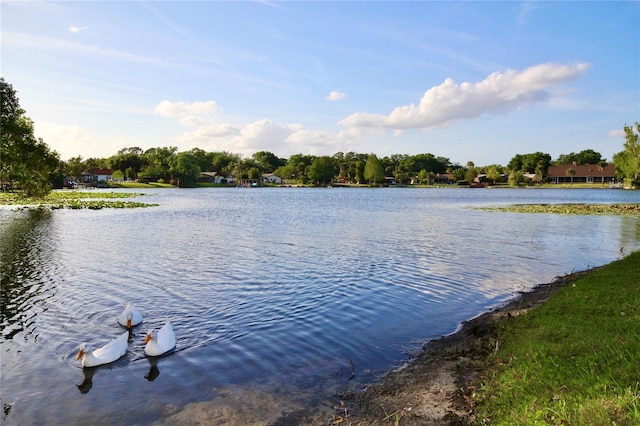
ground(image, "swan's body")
xmin=144 ymin=322 xmax=176 ymax=356
xmin=76 ymin=331 xmax=129 ymax=367
xmin=118 ymin=303 xmax=143 ymax=328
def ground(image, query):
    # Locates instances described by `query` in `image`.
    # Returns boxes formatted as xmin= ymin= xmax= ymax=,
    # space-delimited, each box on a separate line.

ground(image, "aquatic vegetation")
xmin=0 ymin=191 xmax=158 ymax=210
xmin=480 ymin=203 xmax=640 ymax=216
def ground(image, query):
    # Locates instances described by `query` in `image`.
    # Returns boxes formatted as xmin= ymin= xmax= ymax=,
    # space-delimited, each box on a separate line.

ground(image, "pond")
xmin=1 ymin=187 xmax=639 ymax=425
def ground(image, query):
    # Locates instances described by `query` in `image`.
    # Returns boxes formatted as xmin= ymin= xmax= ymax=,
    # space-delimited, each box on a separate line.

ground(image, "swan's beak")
xmin=143 ymin=334 xmax=151 ymax=344
xmin=75 ymin=349 xmax=84 ymax=361
xmin=127 ymin=318 xmax=132 ymax=328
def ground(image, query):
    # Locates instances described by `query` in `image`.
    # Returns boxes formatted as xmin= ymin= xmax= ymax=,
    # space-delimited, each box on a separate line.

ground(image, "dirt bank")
xmin=340 ymin=269 xmax=597 ymax=425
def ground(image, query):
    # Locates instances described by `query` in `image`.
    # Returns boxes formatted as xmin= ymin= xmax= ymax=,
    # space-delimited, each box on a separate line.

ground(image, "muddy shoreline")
xmin=339 ymin=268 xmax=599 ymax=425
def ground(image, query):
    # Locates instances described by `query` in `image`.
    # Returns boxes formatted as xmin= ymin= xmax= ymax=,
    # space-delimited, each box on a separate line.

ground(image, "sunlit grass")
xmin=475 ymin=251 xmax=640 ymax=425
xmin=109 ymin=182 xmax=174 ymax=188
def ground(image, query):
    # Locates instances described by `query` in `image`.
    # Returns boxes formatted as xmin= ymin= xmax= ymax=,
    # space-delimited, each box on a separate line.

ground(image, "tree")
xmin=364 ymin=154 xmax=385 ymax=185
xmin=253 ymin=151 xmax=286 ymax=172
xmin=508 ymin=170 xmax=524 ymax=187
xmin=566 ymin=167 xmax=576 ymax=186
xmin=508 ymin=152 xmax=551 ymax=174
xmin=273 ymin=163 xmax=297 ymax=182
xmin=140 ymin=146 xmax=177 ymax=181
xmin=613 ymin=123 xmax=640 ymax=188
xmin=465 ymin=161 xmax=477 ymax=183
xmin=171 ymin=152 xmax=201 ymax=187
xmin=210 ymin=151 xmax=241 ymax=176
xmin=65 ymin=156 xmax=85 ymax=184
xmin=307 ymin=156 xmax=336 ymax=185
xmin=1 ymin=78 xmax=60 ymax=197
xmin=555 ymin=149 xmax=602 ymax=165
xmin=110 ymin=147 xmax=144 ymax=181
xmin=597 ymin=160 xmax=608 ymax=187
xmin=575 ymin=149 xmax=602 ymax=165
xmin=450 ymin=167 xmax=466 ymax=182
xmin=485 ymin=165 xmax=503 ymax=185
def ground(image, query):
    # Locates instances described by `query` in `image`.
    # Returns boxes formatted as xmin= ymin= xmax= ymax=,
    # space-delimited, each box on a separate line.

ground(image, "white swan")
xmin=117 ymin=303 xmax=143 ymax=328
xmin=76 ymin=331 xmax=129 ymax=367
xmin=144 ymin=321 xmax=176 ymax=356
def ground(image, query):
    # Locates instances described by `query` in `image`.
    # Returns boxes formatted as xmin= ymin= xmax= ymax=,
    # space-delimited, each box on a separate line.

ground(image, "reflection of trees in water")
xmin=0 ymin=210 xmax=58 ymax=340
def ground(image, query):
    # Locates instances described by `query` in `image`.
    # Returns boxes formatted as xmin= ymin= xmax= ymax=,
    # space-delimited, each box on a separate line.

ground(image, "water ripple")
xmin=2 ymin=188 xmax=639 ymax=425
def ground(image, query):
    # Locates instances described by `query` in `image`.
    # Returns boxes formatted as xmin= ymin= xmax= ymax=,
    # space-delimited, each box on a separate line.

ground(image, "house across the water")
xmin=546 ymin=163 xmax=616 ymax=184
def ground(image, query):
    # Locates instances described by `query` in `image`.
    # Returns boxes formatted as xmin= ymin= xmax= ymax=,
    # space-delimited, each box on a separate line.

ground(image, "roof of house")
xmin=83 ymin=168 xmax=113 ymax=175
xmin=547 ymin=164 xmax=615 ymax=178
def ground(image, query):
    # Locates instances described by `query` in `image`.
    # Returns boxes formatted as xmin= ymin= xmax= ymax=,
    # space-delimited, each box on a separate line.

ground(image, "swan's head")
xmin=125 ymin=312 xmax=133 ymax=328
xmin=75 ymin=342 xmax=93 ymax=361
xmin=144 ymin=330 xmax=158 ymax=344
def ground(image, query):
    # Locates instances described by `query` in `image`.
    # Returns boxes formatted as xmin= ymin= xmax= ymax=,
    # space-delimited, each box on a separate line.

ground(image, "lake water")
xmin=2 ymin=187 xmax=639 ymax=425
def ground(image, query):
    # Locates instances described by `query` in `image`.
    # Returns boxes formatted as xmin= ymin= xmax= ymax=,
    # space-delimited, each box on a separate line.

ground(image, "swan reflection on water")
xmin=76 ymin=367 xmax=96 ymax=394
xmin=145 ymin=357 xmax=160 ymax=382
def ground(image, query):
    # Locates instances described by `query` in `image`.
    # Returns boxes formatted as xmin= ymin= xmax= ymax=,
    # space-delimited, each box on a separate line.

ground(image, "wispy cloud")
xmin=68 ymin=26 xmax=89 ymax=34
xmin=3 ymin=31 xmax=160 ymax=64
xmin=326 ymin=91 xmax=347 ymax=101
xmin=155 ymin=100 xmax=220 ymax=118
xmin=340 ymin=63 xmax=590 ymax=130
xmin=516 ymin=2 xmax=542 ymax=26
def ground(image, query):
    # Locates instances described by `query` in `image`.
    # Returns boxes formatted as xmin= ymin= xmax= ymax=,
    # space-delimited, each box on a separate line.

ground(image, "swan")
xmin=144 ymin=321 xmax=176 ymax=356
xmin=75 ymin=331 xmax=129 ymax=367
xmin=117 ymin=303 xmax=143 ymax=328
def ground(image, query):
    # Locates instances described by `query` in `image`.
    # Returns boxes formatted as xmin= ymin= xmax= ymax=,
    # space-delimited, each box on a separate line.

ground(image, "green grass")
xmin=480 ymin=203 xmax=640 ymax=216
xmin=475 ymin=251 xmax=640 ymax=425
xmin=108 ymin=181 xmax=174 ymax=188
xmin=0 ymin=190 xmax=158 ymax=209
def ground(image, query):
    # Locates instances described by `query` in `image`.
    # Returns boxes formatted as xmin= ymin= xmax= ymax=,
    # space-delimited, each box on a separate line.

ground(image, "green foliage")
xmin=555 ymin=149 xmax=603 ymax=165
xmin=508 ymin=152 xmax=552 ymax=175
xmin=485 ymin=165 xmax=503 ymax=184
xmin=252 ymin=150 xmax=286 ymax=172
xmin=1 ymin=78 xmax=60 ymax=198
xmin=613 ymin=122 xmax=640 ymax=188
xmin=171 ymin=151 xmax=201 ymax=187
xmin=450 ymin=167 xmax=466 ymax=182
xmin=364 ymin=154 xmax=385 ymax=185
xmin=307 ymin=156 xmax=336 ymax=185
xmin=475 ymin=251 xmax=640 ymax=425
xmin=508 ymin=170 xmax=524 ymax=187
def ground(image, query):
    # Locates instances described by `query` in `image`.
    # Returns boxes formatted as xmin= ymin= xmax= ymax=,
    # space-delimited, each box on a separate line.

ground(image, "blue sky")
xmin=2 ymin=1 xmax=638 ymax=165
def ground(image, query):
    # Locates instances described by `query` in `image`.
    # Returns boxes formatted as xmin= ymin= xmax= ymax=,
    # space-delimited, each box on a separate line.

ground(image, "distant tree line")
xmin=2 ymin=76 xmax=639 ymax=198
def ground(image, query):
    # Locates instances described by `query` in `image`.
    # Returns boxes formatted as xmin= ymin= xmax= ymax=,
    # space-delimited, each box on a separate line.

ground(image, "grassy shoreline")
xmin=348 ymin=252 xmax=640 ymax=425
xmin=474 ymin=251 xmax=640 ymax=424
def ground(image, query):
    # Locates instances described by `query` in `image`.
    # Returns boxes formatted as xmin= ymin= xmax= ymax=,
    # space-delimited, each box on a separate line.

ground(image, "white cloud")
xmin=176 ymin=118 xmax=355 ymax=157
xmin=339 ymin=63 xmax=590 ymax=130
xmin=68 ymin=26 xmax=89 ymax=33
xmin=607 ymin=129 xmax=625 ymax=138
xmin=155 ymin=100 xmax=220 ymax=118
xmin=180 ymin=123 xmax=240 ymax=144
xmin=33 ymin=122 xmax=125 ymax=160
xmin=326 ymin=91 xmax=347 ymax=101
